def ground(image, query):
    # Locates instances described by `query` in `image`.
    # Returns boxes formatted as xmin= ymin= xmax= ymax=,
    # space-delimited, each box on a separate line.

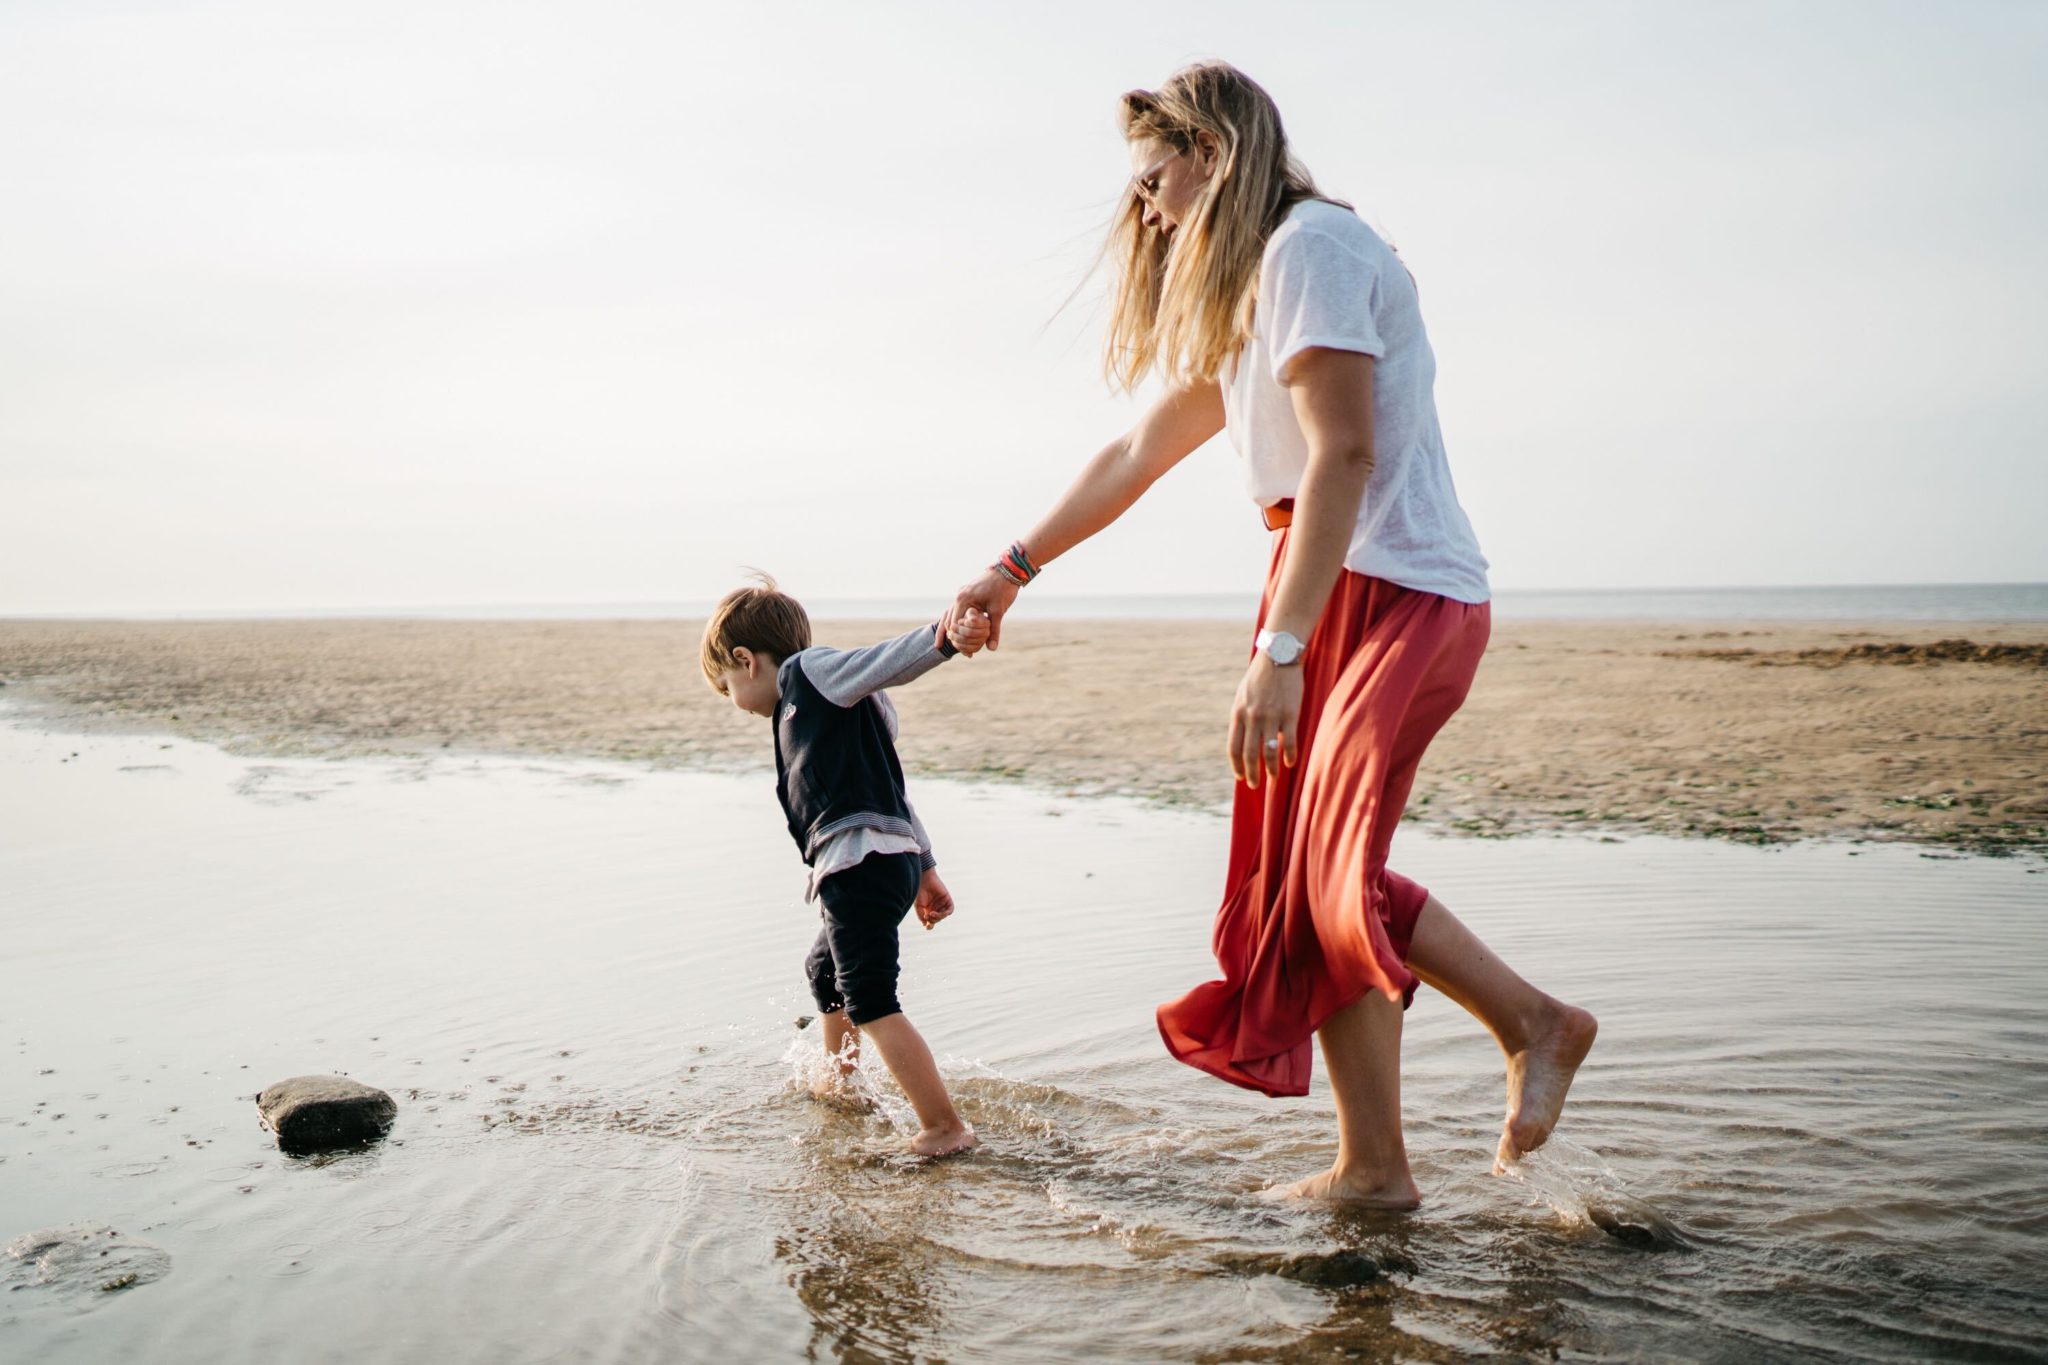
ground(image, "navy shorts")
xmin=805 ymin=851 xmax=921 ymax=1026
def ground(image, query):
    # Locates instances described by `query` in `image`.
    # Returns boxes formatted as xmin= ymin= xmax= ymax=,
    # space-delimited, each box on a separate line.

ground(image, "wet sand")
xmin=0 ymin=616 xmax=2043 ymax=854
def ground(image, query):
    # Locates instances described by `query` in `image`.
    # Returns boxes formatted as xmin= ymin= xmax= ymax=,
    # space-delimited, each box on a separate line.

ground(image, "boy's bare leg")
xmin=808 ymin=1010 xmax=870 ymax=1106
xmin=1403 ymin=895 xmax=1598 ymax=1169
xmin=1271 ymin=988 xmax=1422 ymax=1208
xmin=820 ymin=1010 xmax=860 ymax=1076
xmin=857 ymin=1013 xmax=977 ymax=1156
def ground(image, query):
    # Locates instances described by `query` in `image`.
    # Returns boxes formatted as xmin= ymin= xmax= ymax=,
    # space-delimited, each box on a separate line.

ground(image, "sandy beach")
xmin=2 ymin=616 xmax=2041 ymax=856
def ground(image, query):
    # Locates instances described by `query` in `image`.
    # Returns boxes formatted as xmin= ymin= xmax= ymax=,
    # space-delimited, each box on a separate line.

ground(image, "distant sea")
xmin=17 ymin=583 xmax=2047 ymax=623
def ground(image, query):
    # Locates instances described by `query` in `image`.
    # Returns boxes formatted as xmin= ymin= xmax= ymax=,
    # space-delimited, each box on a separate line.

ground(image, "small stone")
xmin=4 ymin=1224 xmax=170 ymax=1305
xmin=1213 ymin=1247 xmax=1380 ymax=1289
xmin=1589 ymin=1206 xmax=1666 ymax=1249
xmin=256 ymin=1075 xmax=398 ymax=1155
xmin=1268 ymin=1249 xmax=1381 ymax=1289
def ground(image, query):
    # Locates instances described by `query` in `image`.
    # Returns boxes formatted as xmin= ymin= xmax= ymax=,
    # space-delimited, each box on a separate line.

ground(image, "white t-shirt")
xmin=1223 ymin=199 xmax=1490 ymax=605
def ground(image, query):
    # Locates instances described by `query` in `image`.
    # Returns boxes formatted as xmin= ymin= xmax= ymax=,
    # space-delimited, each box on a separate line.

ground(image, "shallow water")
xmin=2 ymin=719 xmax=2044 ymax=1362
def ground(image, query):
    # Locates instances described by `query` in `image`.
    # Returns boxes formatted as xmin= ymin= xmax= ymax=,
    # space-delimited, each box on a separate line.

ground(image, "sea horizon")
xmin=5 ymin=581 xmax=2047 ymax=623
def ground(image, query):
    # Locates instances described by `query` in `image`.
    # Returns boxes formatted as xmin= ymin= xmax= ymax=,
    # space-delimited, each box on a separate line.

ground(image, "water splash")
xmin=1497 ymin=1136 xmax=1689 ymax=1250
xmin=777 ymin=1025 xmax=915 ymax=1135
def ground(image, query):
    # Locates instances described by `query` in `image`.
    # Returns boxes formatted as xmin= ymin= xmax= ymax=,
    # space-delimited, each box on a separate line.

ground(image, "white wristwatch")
xmin=1255 ymin=628 xmax=1305 ymax=666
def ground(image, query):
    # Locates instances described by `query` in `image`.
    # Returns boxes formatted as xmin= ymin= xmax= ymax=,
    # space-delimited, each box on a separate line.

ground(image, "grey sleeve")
xmin=908 ymin=803 xmax=936 ymax=872
xmin=797 ymin=622 xmax=957 ymax=708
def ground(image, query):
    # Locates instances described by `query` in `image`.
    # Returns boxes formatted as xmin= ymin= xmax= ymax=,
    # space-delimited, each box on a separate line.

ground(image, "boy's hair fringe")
xmin=700 ymin=571 xmax=812 ymax=694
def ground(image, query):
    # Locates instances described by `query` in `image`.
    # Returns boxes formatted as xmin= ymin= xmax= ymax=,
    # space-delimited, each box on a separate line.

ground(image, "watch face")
xmin=1261 ymin=630 xmax=1303 ymax=665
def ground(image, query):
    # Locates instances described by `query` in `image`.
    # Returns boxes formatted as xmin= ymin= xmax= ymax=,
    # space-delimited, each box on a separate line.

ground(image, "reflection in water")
xmin=764 ymin=1068 xmax=958 ymax=1360
xmin=778 ymin=1205 xmax=949 ymax=1362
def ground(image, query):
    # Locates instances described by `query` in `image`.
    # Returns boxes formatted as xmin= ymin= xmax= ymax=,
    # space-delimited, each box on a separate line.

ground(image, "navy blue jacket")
xmin=773 ymin=623 xmax=955 ymax=868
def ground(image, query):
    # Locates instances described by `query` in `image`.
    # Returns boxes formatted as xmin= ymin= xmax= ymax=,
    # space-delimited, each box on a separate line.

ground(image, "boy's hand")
xmin=948 ymin=607 xmax=992 ymax=657
xmin=914 ymin=868 xmax=955 ymax=930
xmin=945 ymin=569 xmax=1019 ymax=653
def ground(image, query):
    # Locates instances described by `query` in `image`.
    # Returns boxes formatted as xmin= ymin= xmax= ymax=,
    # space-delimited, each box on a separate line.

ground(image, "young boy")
xmin=701 ymin=576 xmax=987 ymax=1157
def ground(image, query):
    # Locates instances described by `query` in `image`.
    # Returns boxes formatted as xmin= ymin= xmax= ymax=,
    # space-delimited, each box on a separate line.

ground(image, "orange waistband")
xmin=1261 ymin=498 xmax=1295 ymax=531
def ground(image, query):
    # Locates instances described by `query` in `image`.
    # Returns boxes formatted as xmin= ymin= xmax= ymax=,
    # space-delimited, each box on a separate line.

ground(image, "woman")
xmin=945 ymin=63 xmax=1596 ymax=1208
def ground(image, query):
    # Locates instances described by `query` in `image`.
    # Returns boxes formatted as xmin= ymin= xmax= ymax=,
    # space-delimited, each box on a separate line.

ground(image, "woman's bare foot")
xmin=908 ymin=1121 xmax=978 ymax=1157
xmin=1264 ymin=1167 xmax=1422 ymax=1210
xmin=1497 ymin=1002 xmax=1598 ymax=1168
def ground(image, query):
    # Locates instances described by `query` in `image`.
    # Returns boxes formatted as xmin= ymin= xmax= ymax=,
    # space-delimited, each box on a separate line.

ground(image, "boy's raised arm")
xmin=798 ymin=622 xmax=957 ymax=708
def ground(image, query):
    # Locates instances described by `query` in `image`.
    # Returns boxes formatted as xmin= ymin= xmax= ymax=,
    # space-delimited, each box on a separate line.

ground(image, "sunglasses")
xmin=1131 ymin=150 xmax=1181 ymax=206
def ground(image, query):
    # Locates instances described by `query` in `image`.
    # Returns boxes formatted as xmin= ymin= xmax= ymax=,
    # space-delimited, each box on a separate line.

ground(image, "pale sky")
xmin=3 ymin=0 xmax=2044 ymax=613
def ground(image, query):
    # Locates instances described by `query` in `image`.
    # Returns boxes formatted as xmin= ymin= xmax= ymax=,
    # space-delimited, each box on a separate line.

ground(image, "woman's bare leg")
xmin=1403 ymin=895 xmax=1597 ymax=1167
xmin=1272 ymin=989 xmax=1422 ymax=1208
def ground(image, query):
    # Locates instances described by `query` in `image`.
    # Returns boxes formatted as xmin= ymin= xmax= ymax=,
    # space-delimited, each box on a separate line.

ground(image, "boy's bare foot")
xmin=1497 ymin=1002 xmax=1598 ymax=1169
xmin=1263 ymin=1168 xmax=1422 ymax=1210
xmin=908 ymin=1122 xmax=978 ymax=1157
xmin=807 ymin=1076 xmax=874 ymax=1112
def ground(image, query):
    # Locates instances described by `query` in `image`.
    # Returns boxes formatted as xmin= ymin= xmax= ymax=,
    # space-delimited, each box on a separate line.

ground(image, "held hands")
xmin=1228 ymin=654 xmax=1304 ymax=788
xmin=941 ymin=569 xmax=1019 ymax=656
xmin=914 ymin=868 xmax=956 ymax=931
xmin=946 ymin=607 xmax=991 ymax=656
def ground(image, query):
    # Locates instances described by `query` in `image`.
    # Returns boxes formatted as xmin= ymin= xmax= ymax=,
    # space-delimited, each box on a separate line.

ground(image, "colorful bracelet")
xmin=992 ymin=540 xmax=1040 ymax=587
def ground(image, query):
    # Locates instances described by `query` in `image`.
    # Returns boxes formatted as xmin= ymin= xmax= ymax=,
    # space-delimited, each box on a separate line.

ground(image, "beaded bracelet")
xmin=991 ymin=540 xmax=1040 ymax=587
xmin=1003 ymin=540 xmax=1040 ymax=585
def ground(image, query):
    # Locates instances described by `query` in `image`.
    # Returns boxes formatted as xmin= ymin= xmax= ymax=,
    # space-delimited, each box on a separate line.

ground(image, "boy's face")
xmin=718 ymin=648 xmax=780 ymax=718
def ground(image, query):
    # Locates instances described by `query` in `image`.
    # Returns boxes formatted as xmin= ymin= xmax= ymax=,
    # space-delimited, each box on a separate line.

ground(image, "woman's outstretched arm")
xmin=947 ymin=379 xmax=1223 ymax=650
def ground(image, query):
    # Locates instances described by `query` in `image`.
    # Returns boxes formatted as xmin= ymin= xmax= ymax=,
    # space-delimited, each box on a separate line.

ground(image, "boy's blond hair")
xmin=700 ymin=573 xmax=812 ymax=694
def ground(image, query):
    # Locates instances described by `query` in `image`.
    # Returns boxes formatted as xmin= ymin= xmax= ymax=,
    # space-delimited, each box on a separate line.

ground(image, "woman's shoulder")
xmin=1264 ymin=198 xmax=1377 ymax=260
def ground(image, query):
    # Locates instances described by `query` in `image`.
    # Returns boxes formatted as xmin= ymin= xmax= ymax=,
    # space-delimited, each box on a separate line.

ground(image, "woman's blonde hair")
xmin=1103 ymin=62 xmax=1339 ymax=391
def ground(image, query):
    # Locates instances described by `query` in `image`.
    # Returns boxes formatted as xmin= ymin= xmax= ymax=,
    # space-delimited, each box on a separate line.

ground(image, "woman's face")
xmin=1128 ymin=134 xmax=1214 ymax=236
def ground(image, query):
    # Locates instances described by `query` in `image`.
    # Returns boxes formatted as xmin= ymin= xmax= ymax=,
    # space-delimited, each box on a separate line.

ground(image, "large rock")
xmin=4 ymin=1224 xmax=171 ymax=1303
xmin=257 ymin=1075 xmax=397 ymax=1154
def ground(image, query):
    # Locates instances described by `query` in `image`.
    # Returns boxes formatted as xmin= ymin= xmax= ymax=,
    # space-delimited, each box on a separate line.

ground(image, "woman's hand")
xmin=1228 ymin=655 xmax=1304 ymax=788
xmin=942 ymin=568 xmax=1019 ymax=655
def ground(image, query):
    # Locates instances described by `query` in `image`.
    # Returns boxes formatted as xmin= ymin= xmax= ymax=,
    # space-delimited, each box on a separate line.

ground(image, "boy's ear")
xmin=732 ymin=646 xmax=756 ymax=675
